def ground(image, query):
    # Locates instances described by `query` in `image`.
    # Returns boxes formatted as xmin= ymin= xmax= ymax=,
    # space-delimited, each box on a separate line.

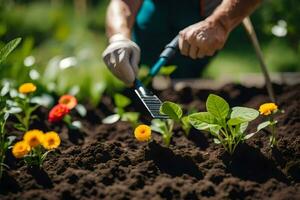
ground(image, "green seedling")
xmin=0 ymin=38 xmax=21 ymax=178
xmin=189 ymin=94 xmax=269 ymax=155
xmin=151 ymin=119 xmax=174 ymax=147
xmin=160 ymin=101 xmax=191 ymax=136
xmin=258 ymin=103 xmax=281 ymax=148
xmin=0 ymin=95 xmax=16 ymax=179
xmin=102 ymin=93 xmax=139 ymax=127
xmin=151 ymin=101 xmax=191 ymax=146
xmin=12 ymin=89 xmax=39 ymax=131
xmin=24 ymin=145 xmax=53 ymax=168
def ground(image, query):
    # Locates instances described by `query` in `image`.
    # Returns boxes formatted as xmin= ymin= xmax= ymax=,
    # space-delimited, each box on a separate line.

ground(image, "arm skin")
xmin=105 ymin=0 xmax=142 ymax=40
xmin=179 ymin=0 xmax=263 ymax=59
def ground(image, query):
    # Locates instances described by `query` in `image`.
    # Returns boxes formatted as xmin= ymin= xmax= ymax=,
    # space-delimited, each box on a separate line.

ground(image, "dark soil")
xmin=0 ymin=83 xmax=299 ymax=200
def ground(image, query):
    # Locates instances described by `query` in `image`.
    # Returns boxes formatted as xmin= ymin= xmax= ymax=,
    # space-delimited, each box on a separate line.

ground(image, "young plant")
xmin=151 ymin=119 xmax=174 ymax=147
xmin=102 ymin=93 xmax=139 ymax=127
xmin=259 ymin=103 xmax=279 ymax=148
xmin=189 ymin=94 xmax=269 ymax=155
xmin=48 ymin=94 xmax=83 ymax=129
xmin=12 ymin=83 xmax=39 ymax=131
xmin=151 ymin=101 xmax=191 ymax=147
xmin=0 ymin=37 xmax=21 ymax=178
xmin=12 ymin=130 xmax=60 ymax=168
xmin=160 ymin=101 xmax=191 ymax=136
xmin=0 ymin=95 xmax=16 ymax=178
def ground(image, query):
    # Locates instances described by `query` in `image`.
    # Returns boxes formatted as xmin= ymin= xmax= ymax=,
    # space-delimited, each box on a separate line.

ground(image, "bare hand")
xmin=179 ymin=19 xmax=229 ymax=59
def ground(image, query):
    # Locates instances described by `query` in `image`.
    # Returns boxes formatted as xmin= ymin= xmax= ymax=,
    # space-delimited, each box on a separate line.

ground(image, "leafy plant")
xmin=0 ymin=94 xmax=15 ymax=179
xmin=259 ymin=103 xmax=279 ymax=148
xmin=151 ymin=119 xmax=174 ymax=147
xmin=160 ymin=101 xmax=191 ymax=136
xmin=151 ymin=101 xmax=191 ymax=147
xmin=102 ymin=93 xmax=139 ymax=127
xmin=12 ymin=83 xmax=39 ymax=131
xmin=0 ymin=38 xmax=21 ymax=178
xmin=189 ymin=94 xmax=269 ymax=155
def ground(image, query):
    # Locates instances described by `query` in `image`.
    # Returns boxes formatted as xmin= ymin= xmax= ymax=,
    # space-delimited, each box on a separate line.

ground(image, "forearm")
xmin=106 ymin=0 xmax=142 ymax=39
xmin=207 ymin=0 xmax=262 ymax=32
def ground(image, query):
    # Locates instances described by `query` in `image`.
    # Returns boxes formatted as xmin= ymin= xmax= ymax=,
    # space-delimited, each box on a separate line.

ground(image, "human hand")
xmin=102 ymin=34 xmax=140 ymax=86
xmin=178 ymin=19 xmax=229 ymax=59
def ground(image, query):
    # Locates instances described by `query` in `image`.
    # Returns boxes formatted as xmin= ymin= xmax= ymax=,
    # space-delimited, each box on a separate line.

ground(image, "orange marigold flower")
xmin=59 ymin=95 xmax=77 ymax=110
xmin=18 ymin=83 xmax=37 ymax=94
xmin=42 ymin=131 xmax=61 ymax=150
xmin=23 ymin=129 xmax=44 ymax=148
xmin=48 ymin=104 xmax=70 ymax=123
xmin=259 ymin=103 xmax=278 ymax=116
xmin=134 ymin=124 xmax=151 ymax=142
xmin=12 ymin=141 xmax=31 ymax=158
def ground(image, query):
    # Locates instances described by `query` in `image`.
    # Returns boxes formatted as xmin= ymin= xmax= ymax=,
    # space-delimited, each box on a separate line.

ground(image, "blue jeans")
xmin=133 ymin=0 xmax=211 ymax=78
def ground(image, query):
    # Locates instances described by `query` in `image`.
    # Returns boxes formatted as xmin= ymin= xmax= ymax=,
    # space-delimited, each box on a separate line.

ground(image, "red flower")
xmin=48 ymin=104 xmax=70 ymax=123
xmin=58 ymin=95 xmax=77 ymax=110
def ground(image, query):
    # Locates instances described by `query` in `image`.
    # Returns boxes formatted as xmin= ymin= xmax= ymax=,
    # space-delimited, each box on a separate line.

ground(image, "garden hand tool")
xmin=133 ymin=35 xmax=179 ymax=118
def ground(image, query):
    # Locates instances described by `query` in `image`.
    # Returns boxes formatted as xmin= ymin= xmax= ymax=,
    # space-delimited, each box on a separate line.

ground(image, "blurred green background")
xmin=0 ymin=0 xmax=299 ymax=105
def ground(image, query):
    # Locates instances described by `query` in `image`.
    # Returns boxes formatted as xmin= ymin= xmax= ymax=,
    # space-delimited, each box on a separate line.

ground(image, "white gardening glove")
xmin=102 ymin=34 xmax=141 ymax=86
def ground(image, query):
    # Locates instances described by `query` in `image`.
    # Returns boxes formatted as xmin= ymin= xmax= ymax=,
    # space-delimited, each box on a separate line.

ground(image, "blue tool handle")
xmin=160 ymin=35 xmax=179 ymax=59
xmin=149 ymin=35 xmax=179 ymax=77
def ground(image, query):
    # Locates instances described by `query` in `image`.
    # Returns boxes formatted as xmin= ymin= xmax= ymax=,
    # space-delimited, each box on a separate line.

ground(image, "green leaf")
xmin=239 ymin=122 xmax=249 ymax=133
xmin=151 ymin=119 xmax=169 ymax=135
xmin=228 ymin=117 xmax=247 ymax=126
xmin=0 ymin=38 xmax=22 ymax=64
xmin=160 ymin=101 xmax=182 ymax=121
xmin=158 ymin=65 xmax=177 ymax=76
xmin=114 ymin=93 xmax=131 ymax=109
xmin=188 ymin=112 xmax=219 ymax=130
xmin=257 ymin=121 xmax=271 ymax=131
xmin=13 ymin=124 xmax=26 ymax=131
xmin=121 ymin=112 xmax=139 ymax=123
xmin=244 ymin=121 xmax=271 ymax=139
xmin=230 ymin=107 xmax=259 ymax=122
xmin=209 ymin=125 xmax=222 ymax=135
xmin=206 ymin=94 xmax=229 ymax=119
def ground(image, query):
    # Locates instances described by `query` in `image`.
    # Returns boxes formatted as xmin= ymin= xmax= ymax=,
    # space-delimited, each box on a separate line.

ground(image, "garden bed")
xmin=0 ymin=82 xmax=299 ymax=200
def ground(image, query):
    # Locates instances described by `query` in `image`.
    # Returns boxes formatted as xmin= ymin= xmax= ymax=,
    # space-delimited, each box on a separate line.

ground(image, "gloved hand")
xmin=102 ymin=34 xmax=141 ymax=86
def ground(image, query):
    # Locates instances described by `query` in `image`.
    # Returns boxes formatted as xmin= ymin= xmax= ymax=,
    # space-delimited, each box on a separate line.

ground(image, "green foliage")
xmin=0 ymin=38 xmax=21 ymax=178
xmin=24 ymin=146 xmax=53 ymax=168
xmin=160 ymin=101 xmax=182 ymax=122
xmin=102 ymin=93 xmax=139 ymax=127
xmin=160 ymin=101 xmax=192 ymax=136
xmin=12 ymin=94 xmax=39 ymax=132
xmin=151 ymin=119 xmax=174 ymax=147
xmin=151 ymin=101 xmax=191 ymax=146
xmin=0 ymin=38 xmax=21 ymax=64
xmin=114 ymin=93 xmax=131 ymax=114
xmin=189 ymin=94 xmax=264 ymax=155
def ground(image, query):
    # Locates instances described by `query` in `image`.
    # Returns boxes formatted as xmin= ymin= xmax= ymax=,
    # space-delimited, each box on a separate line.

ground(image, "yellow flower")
xmin=18 ymin=83 xmax=37 ymax=94
xmin=134 ymin=125 xmax=151 ymax=142
xmin=12 ymin=141 xmax=31 ymax=158
xmin=23 ymin=129 xmax=44 ymax=148
xmin=259 ymin=103 xmax=278 ymax=116
xmin=42 ymin=131 xmax=61 ymax=150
